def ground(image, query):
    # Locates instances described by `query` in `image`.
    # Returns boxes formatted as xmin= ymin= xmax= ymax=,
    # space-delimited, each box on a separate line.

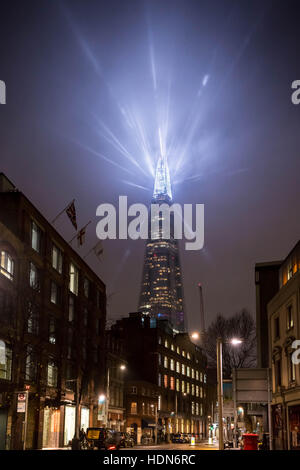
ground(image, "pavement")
xmin=121 ymin=441 xmax=218 ymax=451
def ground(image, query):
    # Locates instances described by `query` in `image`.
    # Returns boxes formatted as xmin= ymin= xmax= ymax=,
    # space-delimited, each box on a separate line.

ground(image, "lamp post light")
xmin=106 ymin=364 xmax=126 ymax=428
xmin=217 ymin=337 xmax=242 ymax=451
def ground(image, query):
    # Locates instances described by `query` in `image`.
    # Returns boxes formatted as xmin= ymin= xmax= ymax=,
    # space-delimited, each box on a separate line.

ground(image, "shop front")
xmin=64 ymin=405 xmax=76 ymax=446
xmin=289 ymin=404 xmax=300 ymax=450
xmin=80 ymin=406 xmax=90 ymax=432
xmin=42 ymin=406 xmax=60 ymax=449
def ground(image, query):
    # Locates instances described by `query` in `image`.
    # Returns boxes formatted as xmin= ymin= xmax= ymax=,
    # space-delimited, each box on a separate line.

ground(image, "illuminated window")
xmin=164 ymin=374 xmax=168 ymax=388
xmin=47 ymin=360 xmax=58 ymax=387
xmin=186 ymin=382 xmax=190 ymax=394
xmin=131 ymin=402 xmax=137 ymax=414
xmin=196 ymin=385 xmax=199 ymax=397
xmin=170 ymin=376 xmax=175 ymax=390
xmin=176 ymin=378 xmax=180 ymax=391
xmin=176 ymin=346 xmax=180 ymax=355
xmin=181 ymin=364 xmax=185 ymax=375
xmin=158 ymin=373 xmax=161 ymax=387
xmin=69 ymin=263 xmax=78 ymax=295
xmin=29 ymin=262 xmax=39 ymax=289
xmin=182 ymin=350 xmax=186 ymax=357
xmin=31 ymin=221 xmax=42 ymax=253
xmin=164 ymin=339 xmax=169 ymax=348
xmin=187 ymin=366 xmax=190 ymax=377
xmin=191 ymin=368 xmax=195 ymax=379
xmin=181 ymin=381 xmax=185 ymax=393
xmin=200 ymin=386 xmax=203 ymax=398
xmin=164 ymin=356 xmax=168 ymax=368
xmin=196 ymin=403 xmax=199 ymax=415
xmin=287 ymin=306 xmax=294 ymax=330
xmin=176 ymin=361 xmax=180 ymax=373
xmin=170 ymin=359 xmax=175 ymax=371
xmin=187 ymin=352 xmax=191 ymax=360
xmin=52 ymin=244 xmax=63 ymax=273
xmin=191 ymin=402 xmax=195 ymax=415
xmin=0 ymin=251 xmax=14 ymax=281
xmin=171 ymin=344 xmax=175 ymax=351
xmin=0 ymin=341 xmax=12 ymax=380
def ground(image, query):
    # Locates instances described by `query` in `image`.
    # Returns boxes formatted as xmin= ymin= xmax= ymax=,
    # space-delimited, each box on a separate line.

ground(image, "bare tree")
xmin=204 ymin=310 xmax=256 ymax=377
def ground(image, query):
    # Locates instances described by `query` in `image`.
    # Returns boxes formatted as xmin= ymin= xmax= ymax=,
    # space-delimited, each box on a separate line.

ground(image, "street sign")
xmin=233 ymin=368 xmax=270 ymax=403
xmin=17 ymin=392 xmax=26 ymax=413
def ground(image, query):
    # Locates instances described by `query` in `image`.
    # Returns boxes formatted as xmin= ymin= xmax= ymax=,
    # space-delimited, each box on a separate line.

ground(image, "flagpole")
xmin=69 ymin=220 xmax=91 ymax=244
xmin=83 ymin=240 xmax=103 ymax=260
xmin=51 ymin=199 xmax=75 ymax=225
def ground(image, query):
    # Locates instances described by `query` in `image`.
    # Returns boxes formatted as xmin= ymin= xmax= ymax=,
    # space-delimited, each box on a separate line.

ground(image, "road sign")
xmin=17 ymin=392 xmax=27 ymax=413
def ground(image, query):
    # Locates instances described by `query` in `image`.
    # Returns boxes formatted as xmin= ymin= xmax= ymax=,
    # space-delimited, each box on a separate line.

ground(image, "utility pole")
xmin=23 ymin=390 xmax=29 ymax=450
xmin=217 ymin=337 xmax=223 ymax=451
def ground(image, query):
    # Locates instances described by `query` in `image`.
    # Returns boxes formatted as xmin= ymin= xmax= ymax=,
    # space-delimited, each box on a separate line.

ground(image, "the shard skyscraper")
xmin=138 ymin=153 xmax=186 ymax=332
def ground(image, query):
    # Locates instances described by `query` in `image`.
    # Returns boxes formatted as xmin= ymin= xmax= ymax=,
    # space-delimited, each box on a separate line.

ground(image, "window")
xmin=25 ymin=346 xmax=37 ymax=381
xmin=164 ymin=339 xmax=168 ymax=348
xmin=68 ymin=295 xmax=75 ymax=322
xmin=52 ymin=244 xmax=63 ymax=273
xmin=0 ymin=340 xmax=12 ymax=380
xmin=191 ymin=369 xmax=195 ymax=379
xmin=176 ymin=346 xmax=180 ymax=355
xmin=0 ymin=251 xmax=14 ymax=281
xmin=29 ymin=262 xmax=39 ymax=289
xmin=158 ymin=395 xmax=161 ymax=411
xmin=191 ymin=402 xmax=195 ymax=415
xmin=275 ymin=359 xmax=282 ymax=390
xmin=196 ymin=403 xmax=199 ymax=415
xmin=287 ymin=306 xmax=294 ymax=330
xmin=83 ymin=278 xmax=90 ymax=298
xmin=130 ymin=402 xmax=137 ymax=414
xmin=164 ymin=356 xmax=168 ymax=368
xmin=158 ymin=354 xmax=161 ymax=365
xmin=69 ymin=263 xmax=79 ymax=295
xmin=158 ymin=373 xmax=161 ymax=387
xmin=196 ymin=371 xmax=199 ymax=381
xmin=50 ymin=281 xmax=60 ymax=305
xmin=49 ymin=317 xmax=56 ymax=344
xmin=171 ymin=344 xmax=175 ymax=351
xmin=182 ymin=350 xmax=186 ymax=357
xmin=176 ymin=361 xmax=180 ymax=373
xmin=192 ymin=384 xmax=195 ymax=396
xmin=170 ymin=376 xmax=175 ymax=390
xmin=196 ymin=385 xmax=199 ymax=397
xmin=204 ymin=374 xmax=207 ymax=384
xmin=200 ymin=386 xmax=203 ymax=398
xmin=31 ymin=221 xmax=42 ymax=253
xmin=289 ymin=352 xmax=296 ymax=383
xmin=83 ymin=308 xmax=88 ymax=327
xmin=181 ymin=364 xmax=185 ymax=375
xmin=142 ymin=402 xmax=145 ymax=415
xmin=176 ymin=378 xmax=180 ymax=391
xmin=164 ymin=374 xmax=168 ymax=388
xmin=47 ymin=360 xmax=58 ymax=387
xmin=27 ymin=302 xmax=39 ymax=335
xmin=131 ymin=386 xmax=137 ymax=394
xmin=170 ymin=359 xmax=175 ymax=371
xmin=274 ymin=317 xmax=280 ymax=339
xmin=181 ymin=380 xmax=185 ymax=393
xmin=187 ymin=352 xmax=191 ymax=360
xmin=187 ymin=366 xmax=190 ymax=377
xmin=200 ymin=404 xmax=203 ymax=416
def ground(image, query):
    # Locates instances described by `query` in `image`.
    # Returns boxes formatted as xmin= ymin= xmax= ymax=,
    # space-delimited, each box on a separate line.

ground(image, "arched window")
xmin=0 ymin=251 xmax=14 ymax=281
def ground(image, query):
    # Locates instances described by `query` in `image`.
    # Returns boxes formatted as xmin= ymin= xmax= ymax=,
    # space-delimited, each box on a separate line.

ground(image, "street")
xmin=121 ymin=441 xmax=218 ymax=451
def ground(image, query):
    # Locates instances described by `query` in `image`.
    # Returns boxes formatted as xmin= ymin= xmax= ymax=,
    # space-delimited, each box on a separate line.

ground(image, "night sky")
xmin=1 ymin=0 xmax=300 ymax=332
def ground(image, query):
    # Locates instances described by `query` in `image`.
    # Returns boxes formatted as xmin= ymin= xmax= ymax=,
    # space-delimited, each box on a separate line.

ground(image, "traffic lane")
xmin=121 ymin=442 xmax=218 ymax=450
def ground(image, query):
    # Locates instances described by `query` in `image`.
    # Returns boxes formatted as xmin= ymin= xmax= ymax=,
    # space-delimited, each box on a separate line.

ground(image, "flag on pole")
xmin=93 ymin=240 xmax=104 ymax=258
xmin=66 ymin=200 xmax=77 ymax=230
xmin=77 ymin=227 xmax=86 ymax=246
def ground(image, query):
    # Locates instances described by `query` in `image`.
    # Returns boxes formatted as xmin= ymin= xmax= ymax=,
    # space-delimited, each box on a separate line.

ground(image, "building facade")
xmin=138 ymin=154 xmax=185 ymax=332
xmin=0 ymin=173 xmax=106 ymax=449
xmin=110 ymin=312 xmax=209 ymax=443
xmin=268 ymin=241 xmax=300 ymax=450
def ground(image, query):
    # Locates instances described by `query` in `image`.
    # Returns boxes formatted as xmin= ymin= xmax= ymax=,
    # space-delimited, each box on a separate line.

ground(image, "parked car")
xmin=182 ymin=433 xmax=190 ymax=443
xmin=171 ymin=433 xmax=184 ymax=443
xmin=120 ymin=432 xmax=134 ymax=448
xmin=86 ymin=427 xmax=121 ymax=450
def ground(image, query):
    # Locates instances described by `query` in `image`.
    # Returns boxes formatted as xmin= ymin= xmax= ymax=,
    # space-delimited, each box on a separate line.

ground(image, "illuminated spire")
xmin=153 ymin=154 xmax=172 ymax=200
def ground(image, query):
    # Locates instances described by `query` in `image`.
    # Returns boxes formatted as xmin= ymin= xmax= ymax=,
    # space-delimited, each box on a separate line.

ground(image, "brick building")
xmin=110 ymin=312 xmax=209 ymax=443
xmin=0 ymin=173 xmax=106 ymax=449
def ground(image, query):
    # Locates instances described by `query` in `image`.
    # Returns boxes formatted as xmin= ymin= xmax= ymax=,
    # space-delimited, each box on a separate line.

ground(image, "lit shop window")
xmin=52 ymin=244 xmax=63 ymax=273
xmin=69 ymin=263 xmax=79 ymax=295
xmin=0 ymin=251 xmax=14 ymax=281
xmin=31 ymin=221 xmax=42 ymax=253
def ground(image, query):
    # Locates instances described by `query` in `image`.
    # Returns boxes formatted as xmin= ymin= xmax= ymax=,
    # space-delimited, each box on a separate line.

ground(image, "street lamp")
xmin=217 ymin=337 xmax=242 ymax=451
xmin=106 ymin=364 xmax=127 ymax=428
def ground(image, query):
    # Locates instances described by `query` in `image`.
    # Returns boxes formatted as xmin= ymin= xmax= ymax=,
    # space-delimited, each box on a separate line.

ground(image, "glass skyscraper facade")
xmin=138 ymin=154 xmax=185 ymax=332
